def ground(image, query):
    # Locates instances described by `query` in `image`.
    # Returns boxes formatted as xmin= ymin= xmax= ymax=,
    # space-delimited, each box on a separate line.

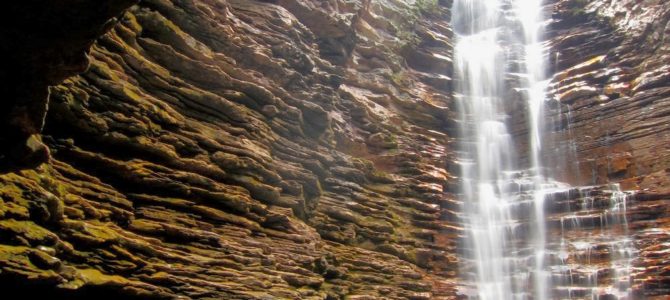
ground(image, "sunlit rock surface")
xmin=542 ymin=0 xmax=670 ymax=298
xmin=0 ymin=0 xmax=458 ymax=298
xmin=0 ymin=0 xmax=668 ymax=298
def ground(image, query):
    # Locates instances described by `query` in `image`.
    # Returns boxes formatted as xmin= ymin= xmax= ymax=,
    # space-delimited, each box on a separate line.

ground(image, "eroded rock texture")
xmin=0 ymin=0 xmax=458 ymax=298
xmin=1 ymin=0 xmax=669 ymax=299
xmin=541 ymin=0 xmax=670 ymax=297
xmin=0 ymin=0 xmax=138 ymax=170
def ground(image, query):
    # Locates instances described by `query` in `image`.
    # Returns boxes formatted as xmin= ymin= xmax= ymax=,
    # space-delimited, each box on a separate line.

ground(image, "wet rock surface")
xmin=540 ymin=0 xmax=670 ymax=297
xmin=1 ymin=0 xmax=669 ymax=298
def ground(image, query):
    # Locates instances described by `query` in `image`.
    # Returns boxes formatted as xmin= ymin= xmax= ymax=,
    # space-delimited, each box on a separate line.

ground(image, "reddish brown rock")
xmin=0 ymin=0 xmax=457 ymax=298
xmin=539 ymin=0 xmax=670 ymax=297
xmin=1 ymin=0 xmax=669 ymax=298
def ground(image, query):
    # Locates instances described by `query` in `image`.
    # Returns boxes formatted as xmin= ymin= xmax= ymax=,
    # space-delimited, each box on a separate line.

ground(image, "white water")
xmin=452 ymin=0 xmax=636 ymax=299
xmin=553 ymin=185 xmax=636 ymax=299
xmin=453 ymin=0 xmax=551 ymax=298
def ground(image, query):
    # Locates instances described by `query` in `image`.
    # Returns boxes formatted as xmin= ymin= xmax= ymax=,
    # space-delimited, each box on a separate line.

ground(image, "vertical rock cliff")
xmin=546 ymin=0 xmax=670 ymax=297
xmin=0 ymin=0 xmax=668 ymax=299
xmin=0 ymin=0 xmax=459 ymax=298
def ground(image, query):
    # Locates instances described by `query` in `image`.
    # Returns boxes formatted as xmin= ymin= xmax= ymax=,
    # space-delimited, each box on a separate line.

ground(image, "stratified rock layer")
xmin=0 ymin=0 xmax=138 ymax=170
xmin=1 ymin=0 xmax=669 ymax=299
xmin=541 ymin=0 xmax=670 ymax=297
xmin=0 ymin=0 xmax=459 ymax=299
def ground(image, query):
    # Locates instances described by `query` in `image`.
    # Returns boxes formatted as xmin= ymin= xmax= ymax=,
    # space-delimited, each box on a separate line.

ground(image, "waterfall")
xmin=452 ymin=1 xmax=636 ymax=299
xmin=453 ymin=0 xmax=551 ymax=298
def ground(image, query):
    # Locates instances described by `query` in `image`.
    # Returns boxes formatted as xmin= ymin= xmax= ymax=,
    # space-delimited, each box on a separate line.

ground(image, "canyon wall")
xmin=0 ymin=0 xmax=668 ymax=299
xmin=0 ymin=0 xmax=459 ymax=298
xmin=545 ymin=0 xmax=670 ymax=297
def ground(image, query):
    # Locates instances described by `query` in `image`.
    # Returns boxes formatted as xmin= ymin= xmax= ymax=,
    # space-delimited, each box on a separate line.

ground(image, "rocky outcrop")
xmin=1 ymin=0 xmax=669 ymax=298
xmin=0 ymin=0 xmax=459 ymax=298
xmin=542 ymin=0 xmax=670 ymax=297
xmin=0 ymin=0 xmax=138 ymax=171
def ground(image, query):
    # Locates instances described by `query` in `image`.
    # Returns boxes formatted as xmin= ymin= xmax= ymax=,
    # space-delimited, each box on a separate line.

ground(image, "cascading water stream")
xmin=452 ymin=0 xmax=637 ymax=299
xmin=453 ymin=0 xmax=551 ymax=298
xmin=517 ymin=0 xmax=551 ymax=297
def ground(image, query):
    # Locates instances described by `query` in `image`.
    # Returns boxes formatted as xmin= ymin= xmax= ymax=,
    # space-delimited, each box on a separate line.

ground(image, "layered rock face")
xmin=0 ymin=0 xmax=138 ymax=170
xmin=541 ymin=0 xmax=670 ymax=297
xmin=1 ymin=0 xmax=669 ymax=299
xmin=0 ymin=0 xmax=459 ymax=299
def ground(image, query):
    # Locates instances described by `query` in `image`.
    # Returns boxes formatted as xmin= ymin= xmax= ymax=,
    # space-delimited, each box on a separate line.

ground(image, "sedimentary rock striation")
xmin=0 ymin=0 xmax=457 ymax=298
xmin=542 ymin=0 xmax=670 ymax=297
xmin=0 ymin=0 xmax=668 ymax=299
xmin=0 ymin=0 xmax=139 ymax=170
